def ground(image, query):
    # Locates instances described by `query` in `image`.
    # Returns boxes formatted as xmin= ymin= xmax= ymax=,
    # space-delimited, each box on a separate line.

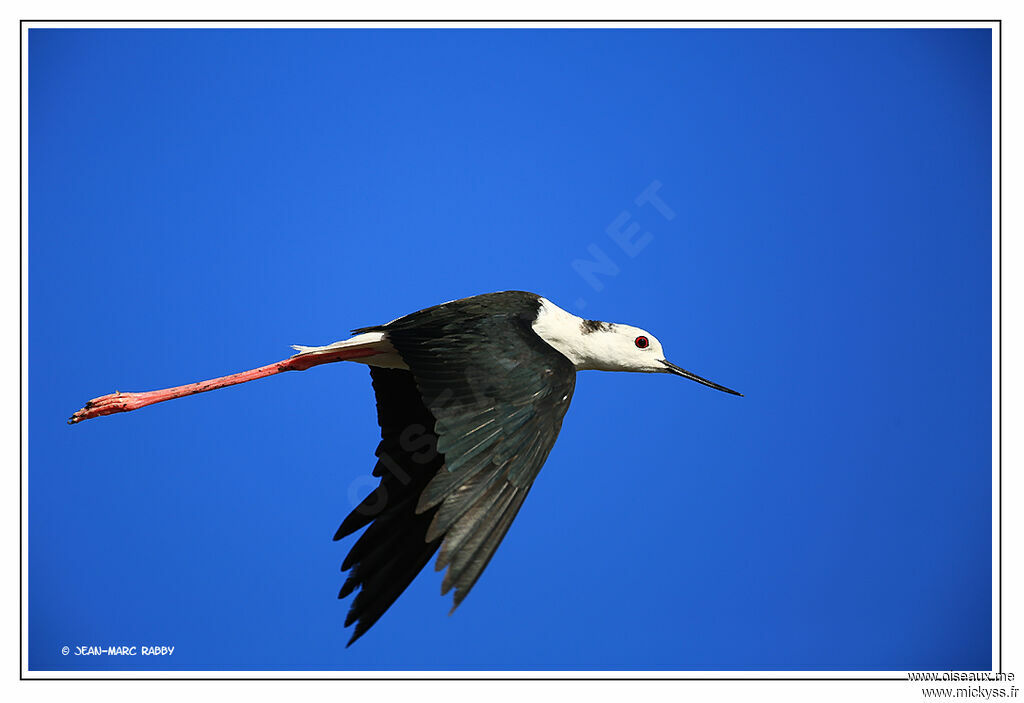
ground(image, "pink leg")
xmin=68 ymin=347 xmax=380 ymax=425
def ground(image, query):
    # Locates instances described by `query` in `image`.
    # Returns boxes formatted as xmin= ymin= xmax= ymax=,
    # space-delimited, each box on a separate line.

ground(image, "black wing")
xmin=334 ymin=367 xmax=445 ymax=646
xmin=336 ymin=292 xmax=577 ymax=644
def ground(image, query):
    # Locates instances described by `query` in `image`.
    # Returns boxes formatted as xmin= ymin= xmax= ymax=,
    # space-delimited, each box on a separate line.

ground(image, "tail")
xmin=288 ymin=331 xmax=406 ymax=370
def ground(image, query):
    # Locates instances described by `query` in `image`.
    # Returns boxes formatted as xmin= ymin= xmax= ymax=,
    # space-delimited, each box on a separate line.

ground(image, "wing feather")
xmin=336 ymin=292 xmax=576 ymax=642
xmin=334 ymin=367 xmax=444 ymax=646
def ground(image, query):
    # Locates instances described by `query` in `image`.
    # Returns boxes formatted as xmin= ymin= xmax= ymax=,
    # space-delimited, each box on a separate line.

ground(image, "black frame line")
xmin=16 ymin=16 xmax=1003 ymax=683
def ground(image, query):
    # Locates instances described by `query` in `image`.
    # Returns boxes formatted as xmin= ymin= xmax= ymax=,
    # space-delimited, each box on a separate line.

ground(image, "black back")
xmin=336 ymin=291 xmax=577 ymax=644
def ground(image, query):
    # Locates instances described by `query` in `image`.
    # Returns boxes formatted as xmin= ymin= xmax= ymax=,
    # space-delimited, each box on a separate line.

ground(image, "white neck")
xmin=532 ymin=298 xmax=616 ymax=371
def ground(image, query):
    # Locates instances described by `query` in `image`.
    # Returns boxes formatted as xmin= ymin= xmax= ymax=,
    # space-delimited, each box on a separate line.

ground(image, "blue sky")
xmin=28 ymin=27 xmax=992 ymax=671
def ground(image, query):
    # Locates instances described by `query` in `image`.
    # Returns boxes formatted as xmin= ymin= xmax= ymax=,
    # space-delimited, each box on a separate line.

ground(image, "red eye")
xmin=634 ymin=336 xmax=649 ymax=349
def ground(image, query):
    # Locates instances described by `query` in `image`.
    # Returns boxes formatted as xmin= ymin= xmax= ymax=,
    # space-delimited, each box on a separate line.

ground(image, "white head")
xmin=532 ymin=298 xmax=741 ymax=395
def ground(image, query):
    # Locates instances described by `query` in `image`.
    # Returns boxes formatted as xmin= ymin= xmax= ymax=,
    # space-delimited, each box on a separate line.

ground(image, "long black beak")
xmin=661 ymin=360 xmax=743 ymax=396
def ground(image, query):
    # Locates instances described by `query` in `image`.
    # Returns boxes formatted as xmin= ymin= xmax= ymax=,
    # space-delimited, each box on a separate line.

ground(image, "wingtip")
xmin=448 ymin=592 xmax=467 ymax=616
xmin=345 ymin=619 xmax=372 ymax=647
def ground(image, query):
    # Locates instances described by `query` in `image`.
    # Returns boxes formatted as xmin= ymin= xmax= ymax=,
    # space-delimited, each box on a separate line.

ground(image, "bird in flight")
xmin=69 ymin=291 xmax=741 ymax=645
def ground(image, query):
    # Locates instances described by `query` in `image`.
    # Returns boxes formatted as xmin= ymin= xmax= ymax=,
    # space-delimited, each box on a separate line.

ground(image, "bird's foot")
xmin=68 ymin=391 xmax=142 ymax=424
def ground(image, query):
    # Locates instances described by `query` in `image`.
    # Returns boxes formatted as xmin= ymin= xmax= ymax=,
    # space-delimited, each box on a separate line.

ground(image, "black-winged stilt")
xmin=69 ymin=290 xmax=741 ymax=644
